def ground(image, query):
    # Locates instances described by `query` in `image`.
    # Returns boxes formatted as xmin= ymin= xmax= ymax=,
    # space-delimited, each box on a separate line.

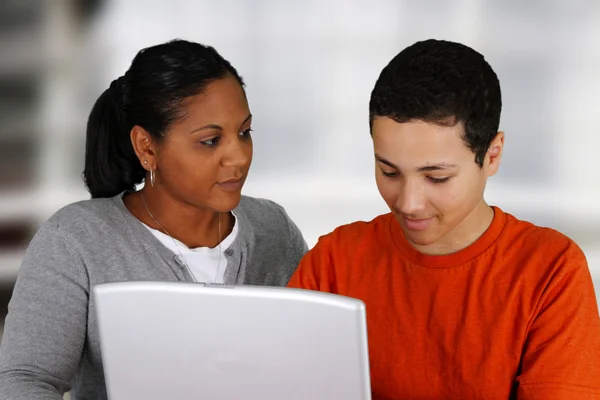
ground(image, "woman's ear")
xmin=130 ymin=125 xmax=157 ymax=171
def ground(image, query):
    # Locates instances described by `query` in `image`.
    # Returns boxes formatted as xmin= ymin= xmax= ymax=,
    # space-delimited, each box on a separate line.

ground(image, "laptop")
xmin=93 ymin=281 xmax=372 ymax=400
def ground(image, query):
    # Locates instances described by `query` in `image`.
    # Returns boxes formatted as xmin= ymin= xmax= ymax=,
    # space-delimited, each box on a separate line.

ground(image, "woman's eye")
xmin=200 ymin=136 xmax=220 ymax=147
xmin=240 ymin=128 xmax=253 ymax=138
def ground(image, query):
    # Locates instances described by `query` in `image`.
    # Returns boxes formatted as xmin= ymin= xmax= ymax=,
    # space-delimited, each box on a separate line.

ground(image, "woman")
xmin=0 ymin=39 xmax=307 ymax=399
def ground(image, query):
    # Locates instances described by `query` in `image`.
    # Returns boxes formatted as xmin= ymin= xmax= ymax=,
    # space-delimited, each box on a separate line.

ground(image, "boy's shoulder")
xmin=315 ymin=213 xmax=394 ymax=248
xmin=501 ymin=208 xmax=587 ymax=265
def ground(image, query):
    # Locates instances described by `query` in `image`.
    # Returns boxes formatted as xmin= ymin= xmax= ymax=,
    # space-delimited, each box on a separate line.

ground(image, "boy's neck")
xmin=411 ymin=201 xmax=495 ymax=256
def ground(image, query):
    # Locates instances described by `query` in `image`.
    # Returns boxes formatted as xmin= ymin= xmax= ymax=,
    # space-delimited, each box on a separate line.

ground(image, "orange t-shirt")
xmin=288 ymin=207 xmax=600 ymax=399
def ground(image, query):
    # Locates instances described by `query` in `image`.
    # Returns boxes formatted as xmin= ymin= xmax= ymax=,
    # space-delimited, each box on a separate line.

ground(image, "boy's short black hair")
xmin=369 ymin=39 xmax=502 ymax=167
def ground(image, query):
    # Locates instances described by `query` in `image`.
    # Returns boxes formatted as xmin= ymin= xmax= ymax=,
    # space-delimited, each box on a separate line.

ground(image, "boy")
xmin=288 ymin=39 xmax=600 ymax=399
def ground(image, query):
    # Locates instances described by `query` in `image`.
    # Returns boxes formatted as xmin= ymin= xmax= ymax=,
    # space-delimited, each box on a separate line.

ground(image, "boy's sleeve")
xmin=516 ymin=257 xmax=600 ymax=399
xmin=287 ymin=237 xmax=336 ymax=293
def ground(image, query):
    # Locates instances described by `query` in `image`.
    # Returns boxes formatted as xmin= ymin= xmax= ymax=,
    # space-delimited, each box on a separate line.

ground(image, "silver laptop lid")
xmin=94 ymin=281 xmax=371 ymax=400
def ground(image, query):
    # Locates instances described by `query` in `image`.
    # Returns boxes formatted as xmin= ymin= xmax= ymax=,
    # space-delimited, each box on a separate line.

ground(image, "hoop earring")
xmin=150 ymin=169 xmax=155 ymax=187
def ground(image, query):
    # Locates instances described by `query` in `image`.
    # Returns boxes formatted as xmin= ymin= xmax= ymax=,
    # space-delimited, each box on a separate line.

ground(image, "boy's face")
xmin=372 ymin=117 xmax=503 ymax=254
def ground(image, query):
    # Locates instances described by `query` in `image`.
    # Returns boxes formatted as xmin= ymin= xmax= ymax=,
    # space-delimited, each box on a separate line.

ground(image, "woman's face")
xmin=150 ymin=75 xmax=253 ymax=212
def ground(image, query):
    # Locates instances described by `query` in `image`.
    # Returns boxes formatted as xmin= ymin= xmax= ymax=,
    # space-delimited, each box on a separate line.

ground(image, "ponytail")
xmin=82 ymin=78 xmax=145 ymax=198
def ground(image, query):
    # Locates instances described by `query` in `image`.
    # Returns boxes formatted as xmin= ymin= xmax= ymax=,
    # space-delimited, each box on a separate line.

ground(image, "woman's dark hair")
xmin=83 ymin=39 xmax=245 ymax=198
xmin=369 ymin=39 xmax=501 ymax=167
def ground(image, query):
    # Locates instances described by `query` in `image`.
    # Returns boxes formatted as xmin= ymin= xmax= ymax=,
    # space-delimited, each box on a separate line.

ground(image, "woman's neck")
xmin=124 ymin=188 xmax=233 ymax=249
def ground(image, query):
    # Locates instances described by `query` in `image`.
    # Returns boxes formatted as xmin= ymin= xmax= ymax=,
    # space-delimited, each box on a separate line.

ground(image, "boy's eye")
xmin=380 ymin=169 xmax=398 ymax=178
xmin=428 ymin=177 xmax=450 ymax=184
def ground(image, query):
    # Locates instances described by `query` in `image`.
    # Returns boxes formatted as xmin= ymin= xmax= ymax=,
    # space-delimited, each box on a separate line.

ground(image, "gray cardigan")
xmin=0 ymin=193 xmax=308 ymax=400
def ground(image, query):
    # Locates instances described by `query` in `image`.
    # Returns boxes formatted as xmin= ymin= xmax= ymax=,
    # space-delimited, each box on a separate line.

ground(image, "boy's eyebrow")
xmin=375 ymin=154 xmax=457 ymax=172
xmin=416 ymin=163 xmax=457 ymax=172
xmin=374 ymin=154 xmax=398 ymax=169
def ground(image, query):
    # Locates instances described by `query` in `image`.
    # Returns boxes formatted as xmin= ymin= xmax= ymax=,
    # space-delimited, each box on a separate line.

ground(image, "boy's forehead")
xmin=371 ymin=118 xmax=473 ymax=165
xmin=372 ymin=118 xmax=465 ymax=147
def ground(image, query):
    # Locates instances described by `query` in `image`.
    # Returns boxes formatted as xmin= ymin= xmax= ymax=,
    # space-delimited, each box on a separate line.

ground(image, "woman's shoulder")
xmin=235 ymin=195 xmax=305 ymax=246
xmin=43 ymin=195 xmax=125 ymax=235
xmin=234 ymin=196 xmax=307 ymax=285
xmin=235 ymin=195 xmax=289 ymax=224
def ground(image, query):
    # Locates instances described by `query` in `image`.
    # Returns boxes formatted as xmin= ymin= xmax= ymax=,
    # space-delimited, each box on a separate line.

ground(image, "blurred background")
xmin=1 ymin=0 xmax=599 ymax=343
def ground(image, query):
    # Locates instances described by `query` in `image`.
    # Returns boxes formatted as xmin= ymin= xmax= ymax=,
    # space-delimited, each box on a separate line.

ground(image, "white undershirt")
xmin=142 ymin=213 xmax=238 ymax=283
